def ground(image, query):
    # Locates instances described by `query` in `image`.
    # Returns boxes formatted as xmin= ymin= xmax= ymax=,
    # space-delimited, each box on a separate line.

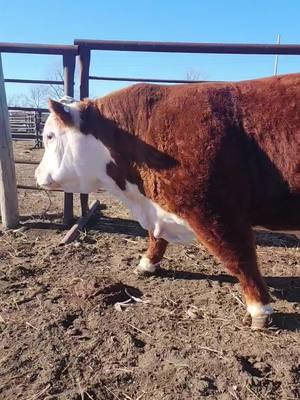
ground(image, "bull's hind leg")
xmin=188 ymin=215 xmax=272 ymax=329
xmin=135 ymin=232 xmax=168 ymax=275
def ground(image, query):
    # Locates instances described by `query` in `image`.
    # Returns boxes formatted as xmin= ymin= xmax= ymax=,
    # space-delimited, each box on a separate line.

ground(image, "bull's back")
xmin=100 ymin=76 xmax=300 ymax=225
xmin=237 ymin=74 xmax=300 ymax=189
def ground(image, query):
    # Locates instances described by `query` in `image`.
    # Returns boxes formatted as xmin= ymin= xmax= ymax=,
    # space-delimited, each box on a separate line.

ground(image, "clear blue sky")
xmin=1 ymin=0 xmax=300 ymax=101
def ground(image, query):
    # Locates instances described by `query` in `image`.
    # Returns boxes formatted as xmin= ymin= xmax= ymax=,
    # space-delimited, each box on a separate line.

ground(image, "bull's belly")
xmin=110 ymin=181 xmax=196 ymax=244
xmin=135 ymin=201 xmax=196 ymax=244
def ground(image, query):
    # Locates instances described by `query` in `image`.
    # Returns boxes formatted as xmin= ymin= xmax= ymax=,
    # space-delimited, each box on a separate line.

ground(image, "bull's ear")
xmin=48 ymin=99 xmax=73 ymax=126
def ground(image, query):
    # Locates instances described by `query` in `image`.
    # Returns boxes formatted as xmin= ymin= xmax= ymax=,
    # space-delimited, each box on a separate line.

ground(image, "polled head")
xmin=35 ymin=97 xmax=106 ymax=194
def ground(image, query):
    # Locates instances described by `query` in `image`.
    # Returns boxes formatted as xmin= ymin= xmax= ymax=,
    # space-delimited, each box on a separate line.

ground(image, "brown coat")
xmin=80 ymin=73 xmax=299 ymax=230
xmin=56 ymin=73 xmax=300 ymax=328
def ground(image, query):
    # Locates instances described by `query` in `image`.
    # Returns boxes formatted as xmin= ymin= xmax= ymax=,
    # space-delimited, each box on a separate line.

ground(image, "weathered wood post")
xmin=62 ymin=53 xmax=76 ymax=226
xmin=78 ymin=45 xmax=91 ymax=216
xmin=0 ymin=53 xmax=19 ymax=229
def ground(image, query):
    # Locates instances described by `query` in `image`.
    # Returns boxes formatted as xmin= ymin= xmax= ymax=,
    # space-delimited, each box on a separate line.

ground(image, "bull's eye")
xmin=47 ymin=133 xmax=54 ymax=141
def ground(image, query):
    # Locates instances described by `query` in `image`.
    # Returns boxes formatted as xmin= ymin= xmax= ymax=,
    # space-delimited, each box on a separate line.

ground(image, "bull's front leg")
xmin=135 ymin=231 xmax=168 ymax=275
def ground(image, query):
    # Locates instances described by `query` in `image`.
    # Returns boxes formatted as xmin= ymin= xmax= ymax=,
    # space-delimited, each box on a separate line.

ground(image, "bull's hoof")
xmin=134 ymin=257 xmax=160 ymax=276
xmin=251 ymin=314 xmax=272 ymax=330
xmin=242 ymin=311 xmax=272 ymax=330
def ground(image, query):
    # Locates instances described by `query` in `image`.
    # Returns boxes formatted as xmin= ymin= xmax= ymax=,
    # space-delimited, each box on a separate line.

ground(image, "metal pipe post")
xmin=62 ymin=53 xmax=76 ymax=226
xmin=78 ymin=46 xmax=91 ymax=216
xmin=0 ymin=54 xmax=19 ymax=229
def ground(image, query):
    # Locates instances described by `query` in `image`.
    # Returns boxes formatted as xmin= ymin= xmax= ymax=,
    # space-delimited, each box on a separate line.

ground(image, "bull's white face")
xmin=35 ymin=99 xmax=111 ymax=194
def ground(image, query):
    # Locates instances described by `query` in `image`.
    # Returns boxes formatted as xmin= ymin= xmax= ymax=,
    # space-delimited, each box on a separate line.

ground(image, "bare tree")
xmin=47 ymin=67 xmax=65 ymax=99
xmin=8 ymin=85 xmax=49 ymax=108
xmin=185 ymin=69 xmax=204 ymax=81
xmin=25 ymin=85 xmax=49 ymax=108
xmin=7 ymin=93 xmax=27 ymax=107
xmin=7 ymin=63 xmax=67 ymax=108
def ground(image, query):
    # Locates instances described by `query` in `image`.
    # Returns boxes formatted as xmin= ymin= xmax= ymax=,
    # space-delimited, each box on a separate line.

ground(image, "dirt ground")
xmin=0 ymin=142 xmax=299 ymax=400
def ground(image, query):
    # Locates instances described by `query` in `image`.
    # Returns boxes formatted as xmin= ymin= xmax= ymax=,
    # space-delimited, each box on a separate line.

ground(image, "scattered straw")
xmin=26 ymin=384 xmax=50 ymax=400
xmin=229 ymin=291 xmax=245 ymax=307
xmin=115 ymin=289 xmax=150 ymax=311
xmin=228 ymin=388 xmax=241 ymax=400
xmin=77 ymin=380 xmax=85 ymax=400
xmin=245 ymin=385 xmax=264 ymax=400
xmin=103 ymin=384 xmax=122 ymax=400
xmin=25 ymin=321 xmax=39 ymax=331
xmin=126 ymin=322 xmax=153 ymax=338
xmin=124 ymin=288 xmax=150 ymax=304
xmin=85 ymin=392 xmax=95 ymax=400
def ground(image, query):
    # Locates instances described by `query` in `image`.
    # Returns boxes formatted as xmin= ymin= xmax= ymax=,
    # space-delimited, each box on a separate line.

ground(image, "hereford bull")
xmin=35 ymin=73 xmax=300 ymax=329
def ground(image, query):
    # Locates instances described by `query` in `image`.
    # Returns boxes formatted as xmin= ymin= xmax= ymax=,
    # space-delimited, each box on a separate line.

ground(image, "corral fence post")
xmin=0 ymin=53 xmax=19 ymax=229
xmin=78 ymin=45 xmax=91 ymax=217
xmin=62 ymin=53 xmax=76 ymax=226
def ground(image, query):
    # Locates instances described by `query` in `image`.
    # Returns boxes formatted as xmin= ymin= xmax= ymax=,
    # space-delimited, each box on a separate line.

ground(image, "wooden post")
xmin=0 ymin=53 xmax=19 ymax=229
xmin=62 ymin=53 xmax=76 ymax=227
xmin=78 ymin=46 xmax=91 ymax=216
xmin=60 ymin=200 xmax=100 ymax=245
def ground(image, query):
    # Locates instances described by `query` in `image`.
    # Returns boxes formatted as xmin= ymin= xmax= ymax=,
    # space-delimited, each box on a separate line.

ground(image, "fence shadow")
xmin=90 ymin=216 xmax=299 ymax=246
xmin=90 ymin=215 xmax=147 ymax=237
xmin=19 ymin=213 xmax=300 ymax=247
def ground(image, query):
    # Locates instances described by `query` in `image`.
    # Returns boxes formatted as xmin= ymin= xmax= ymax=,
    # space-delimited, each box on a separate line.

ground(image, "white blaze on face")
xmin=35 ymin=100 xmax=112 ymax=194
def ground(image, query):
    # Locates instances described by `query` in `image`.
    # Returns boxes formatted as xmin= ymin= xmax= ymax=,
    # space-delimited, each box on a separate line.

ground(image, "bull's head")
xmin=35 ymin=97 xmax=110 ymax=194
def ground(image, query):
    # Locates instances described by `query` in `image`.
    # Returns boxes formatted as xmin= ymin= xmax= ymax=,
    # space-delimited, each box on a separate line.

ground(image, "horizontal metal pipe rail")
xmin=15 ymin=159 xmax=39 ymax=165
xmin=89 ymin=75 xmax=212 ymax=84
xmin=5 ymin=78 xmax=64 ymax=85
xmin=0 ymin=42 xmax=78 ymax=55
xmin=8 ymin=106 xmax=49 ymax=112
xmin=12 ymin=134 xmax=41 ymax=140
xmin=17 ymin=184 xmax=63 ymax=192
xmin=75 ymin=39 xmax=300 ymax=55
xmin=17 ymin=184 xmax=104 ymax=194
xmin=77 ymin=39 xmax=300 ymax=101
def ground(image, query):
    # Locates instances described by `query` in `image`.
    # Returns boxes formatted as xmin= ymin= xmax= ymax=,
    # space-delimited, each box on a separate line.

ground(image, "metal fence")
xmin=74 ymin=39 xmax=300 ymax=99
xmin=9 ymin=107 xmax=49 ymax=147
xmin=2 ymin=39 xmax=300 ymax=228
xmin=0 ymin=42 xmax=77 ymax=225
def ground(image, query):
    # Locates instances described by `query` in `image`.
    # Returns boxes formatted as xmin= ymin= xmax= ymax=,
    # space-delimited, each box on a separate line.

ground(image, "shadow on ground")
xmin=20 ymin=213 xmax=300 ymax=247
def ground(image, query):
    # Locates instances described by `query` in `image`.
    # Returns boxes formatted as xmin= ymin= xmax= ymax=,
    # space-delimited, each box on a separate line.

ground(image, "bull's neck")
xmin=80 ymin=98 xmax=178 ymax=193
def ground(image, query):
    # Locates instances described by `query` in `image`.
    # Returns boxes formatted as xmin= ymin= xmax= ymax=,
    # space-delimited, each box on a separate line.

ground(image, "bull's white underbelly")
xmin=106 ymin=180 xmax=196 ymax=244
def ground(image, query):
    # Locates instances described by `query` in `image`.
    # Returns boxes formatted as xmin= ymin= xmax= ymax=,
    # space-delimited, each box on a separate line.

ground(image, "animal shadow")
xmin=266 ymin=276 xmax=300 ymax=303
xmin=254 ymin=229 xmax=300 ymax=248
xmin=271 ymin=312 xmax=300 ymax=332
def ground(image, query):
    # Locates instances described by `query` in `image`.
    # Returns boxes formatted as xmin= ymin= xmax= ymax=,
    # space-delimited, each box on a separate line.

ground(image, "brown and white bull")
xmin=35 ymin=73 xmax=300 ymax=329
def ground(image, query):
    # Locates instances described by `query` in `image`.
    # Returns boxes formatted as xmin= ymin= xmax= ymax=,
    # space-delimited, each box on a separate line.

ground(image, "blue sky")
xmin=1 ymin=0 xmax=300 ymax=101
